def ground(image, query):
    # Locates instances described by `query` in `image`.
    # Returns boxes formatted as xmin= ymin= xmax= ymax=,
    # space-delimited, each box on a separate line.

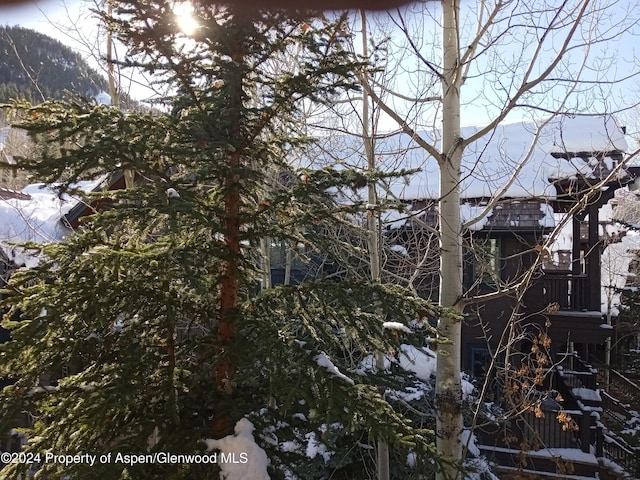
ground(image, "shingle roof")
xmin=0 ymin=188 xmax=31 ymax=201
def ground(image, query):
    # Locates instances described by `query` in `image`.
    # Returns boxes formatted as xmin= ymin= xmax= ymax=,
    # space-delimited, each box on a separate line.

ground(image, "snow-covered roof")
xmin=312 ymin=115 xmax=628 ymax=202
xmin=0 ymin=178 xmax=105 ymax=267
xmin=94 ymin=91 xmax=112 ymax=106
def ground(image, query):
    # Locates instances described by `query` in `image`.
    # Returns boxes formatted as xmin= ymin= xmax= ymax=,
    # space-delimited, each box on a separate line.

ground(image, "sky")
xmin=0 ymin=0 xmax=85 ymax=37
xmin=1 ymin=1 xmax=639 ymax=132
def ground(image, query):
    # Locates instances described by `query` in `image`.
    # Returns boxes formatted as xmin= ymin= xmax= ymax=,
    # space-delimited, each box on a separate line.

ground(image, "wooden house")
xmin=1 ymin=117 xmax=637 ymax=476
xmin=3 ymin=116 xmax=636 ymax=378
xmin=311 ymin=115 xmax=638 ymax=375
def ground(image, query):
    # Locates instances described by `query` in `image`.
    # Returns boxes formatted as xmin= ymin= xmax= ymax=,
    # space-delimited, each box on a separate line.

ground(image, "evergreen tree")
xmin=613 ymin=287 xmax=640 ymax=372
xmin=0 ymin=4 xmax=448 ymax=479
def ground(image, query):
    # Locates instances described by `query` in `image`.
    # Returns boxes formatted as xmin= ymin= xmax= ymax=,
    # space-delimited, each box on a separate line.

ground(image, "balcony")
xmin=542 ymin=274 xmax=590 ymax=311
xmin=536 ymin=274 xmax=609 ymax=344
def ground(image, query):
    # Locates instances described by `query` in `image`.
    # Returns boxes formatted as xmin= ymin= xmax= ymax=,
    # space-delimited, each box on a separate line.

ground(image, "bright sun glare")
xmin=173 ymin=1 xmax=199 ymax=36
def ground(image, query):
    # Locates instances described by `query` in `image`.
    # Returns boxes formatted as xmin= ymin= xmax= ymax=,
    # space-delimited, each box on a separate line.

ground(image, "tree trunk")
xmin=361 ymin=10 xmax=390 ymax=480
xmin=284 ymin=245 xmax=292 ymax=285
xmin=106 ymin=1 xmax=135 ymax=190
xmin=435 ymin=1 xmax=464 ymax=478
xmin=214 ymin=10 xmax=248 ymax=437
xmin=260 ymin=237 xmax=272 ymax=291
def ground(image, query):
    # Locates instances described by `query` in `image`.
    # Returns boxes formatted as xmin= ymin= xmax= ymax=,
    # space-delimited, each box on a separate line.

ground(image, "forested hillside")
xmin=0 ymin=25 xmax=109 ymax=103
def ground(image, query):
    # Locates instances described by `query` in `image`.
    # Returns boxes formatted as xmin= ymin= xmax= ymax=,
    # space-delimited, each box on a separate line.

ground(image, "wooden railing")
xmin=475 ymin=408 xmax=598 ymax=455
xmin=542 ymin=274 xmax=590 ymax=311
xmin=476 ymin=352 xmax=640 ymax=477
xmin=476 ymin=410 xmax=580 ymax=450
xmin=588 ymin=354 xmax=640 ymax=404
xmin=597 ymin=370 xmax=640 ymax=476
xmin=601 ymin=390 xmax=631 ymax=425
xmin=561 ymin=354 xmax=640 ymax=476
xmin=556 ymin=352 xmax=598 ymax=390
xmin=609 ymin=368 xmax=640 ymax=403
xmin=603 ymin=431 xmax=640 ymax=477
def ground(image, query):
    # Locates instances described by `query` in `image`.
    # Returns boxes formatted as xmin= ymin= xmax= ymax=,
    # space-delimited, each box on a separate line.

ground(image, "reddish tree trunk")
xmin=213 ymin=12 xmax=247 ymax=438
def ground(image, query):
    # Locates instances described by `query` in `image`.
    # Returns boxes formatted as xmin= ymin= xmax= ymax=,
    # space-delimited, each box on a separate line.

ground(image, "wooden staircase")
xmin=476 ymin=354 xmax=640 ymax=479
xmin=594 ymin=366 xmax=640 ymax=478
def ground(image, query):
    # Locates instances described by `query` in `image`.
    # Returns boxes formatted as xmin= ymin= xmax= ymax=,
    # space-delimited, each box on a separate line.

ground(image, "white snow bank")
xmin=205 ymin=418 xmax=270 ymax=480
xmin=461 ymin=430 xmax=500 ymax=480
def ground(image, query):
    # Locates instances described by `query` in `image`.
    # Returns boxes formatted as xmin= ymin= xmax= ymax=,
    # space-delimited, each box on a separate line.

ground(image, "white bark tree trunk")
xmin=360 ymin=10 xmax=390 ymax=480
xmin=260 ymin=237 xmax=272 ymax=291
xmin=436 ymin=1 xmax=464 ymax=478
xmin=332 ymin=2 xmax=639 ymax=477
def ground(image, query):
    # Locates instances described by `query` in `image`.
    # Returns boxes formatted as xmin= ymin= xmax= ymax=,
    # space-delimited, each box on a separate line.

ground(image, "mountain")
xmin=0 ymin=25 xmax=109 ymax=103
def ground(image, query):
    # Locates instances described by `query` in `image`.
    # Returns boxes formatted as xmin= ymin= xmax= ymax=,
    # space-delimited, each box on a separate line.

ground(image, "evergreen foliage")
xmin=0 ymin=4 xmax=448 ymax=479
xmin=614 ymin=287 xmax=640 ymax=372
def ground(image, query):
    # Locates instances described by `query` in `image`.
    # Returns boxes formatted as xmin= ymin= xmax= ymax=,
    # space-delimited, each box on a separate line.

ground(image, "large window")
xmin=470 ymin=237 xmax=502 ymax=285
xmin=471 ymin=346 xmax=492 ymax=378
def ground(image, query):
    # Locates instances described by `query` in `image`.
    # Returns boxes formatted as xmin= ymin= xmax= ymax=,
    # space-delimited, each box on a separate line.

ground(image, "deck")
xmin=476 ymin=353 xmax=640 ymax=479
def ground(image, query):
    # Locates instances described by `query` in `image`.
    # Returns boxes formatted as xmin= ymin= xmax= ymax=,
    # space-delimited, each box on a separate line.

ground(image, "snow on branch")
xmin=314 ymin=353 xmax=356 ymax=386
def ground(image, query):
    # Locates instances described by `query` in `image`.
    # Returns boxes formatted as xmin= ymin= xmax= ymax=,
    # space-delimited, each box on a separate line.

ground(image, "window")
xmin=471 ymin=346 xmax=493 ymax=379
xmin=471 ymin=237 xmax=502 ymax=284
xmin=469 ymin=346 xmax=505 ymax=401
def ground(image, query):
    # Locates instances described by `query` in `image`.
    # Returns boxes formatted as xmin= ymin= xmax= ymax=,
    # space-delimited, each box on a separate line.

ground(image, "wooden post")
xmin=595 ymin=417 xmax=604 ymax=457
xmin=572 ymin=215 xmax=581 ymax=276
xmin=587 ymin=203 xmax=600 ymax=311
xmin=580 ymin=412 xmax=591 ymax=453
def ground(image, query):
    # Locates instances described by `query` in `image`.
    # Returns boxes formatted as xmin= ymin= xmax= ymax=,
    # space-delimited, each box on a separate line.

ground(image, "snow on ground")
xmin=205 ymin=418 xmax=270 ymax=480
xmin=460 ymin=430 xmax=500 ymax=480
xmin=460 ymin=429 xmax=480 ymax=457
